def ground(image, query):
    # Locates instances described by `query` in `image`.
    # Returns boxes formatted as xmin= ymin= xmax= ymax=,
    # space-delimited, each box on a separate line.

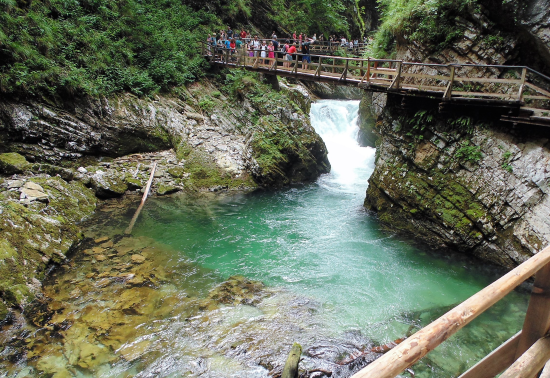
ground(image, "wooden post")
xmin=500 ymin=336 xmax=550 ymax=378
xmin=332 ymin=57 xmax=335 ymax=73
xmin=340 ymin=59 xmax=349 ymax=81
xmin=444 ymin=65 xmax=456 ymax=99
xmin=515 ymin=262 xmax=550 ymax=359
xmin=366 ymin=58 xmax=371 ymax=82
xmin=518 ymin=67 xmax=527 ymax=101
xmin=360 ymin=59 xmax=364 ymax=78
xmin=225 ymin=48 xmax=229 ymax=65
xmin=390 ymin=61 xmax=402 ymax=89
xmin=282 ymin=343 xmax=302 ymax=378
xmin=351 ymin=245 xmax=550 ymax=378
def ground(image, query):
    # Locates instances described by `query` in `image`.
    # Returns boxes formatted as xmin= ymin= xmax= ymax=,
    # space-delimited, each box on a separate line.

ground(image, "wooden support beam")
xmin=444 ymin=66 xmax=455 ymax=99
xmin=340 ymin=60 xmax=349 ymax=81
xmin=350 ymin=245 xmax=550 ymax=378
xmin=518 ymin=67 xmax=527 ymax=101
xmin=458 ymin=331 xmax=521 ymax=378
xmin=389 ymin=61 xmax=402 ymax=90
xmin=515 ymin=262 xmax=550 ymax=359
xmin=501 ymin=336 xmax=550 ymax=378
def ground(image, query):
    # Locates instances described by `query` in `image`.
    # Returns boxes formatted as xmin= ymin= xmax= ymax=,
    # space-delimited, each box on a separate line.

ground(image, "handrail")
xmin=351 ymin=245 xmax=550 ymax=378
xmin=203 ymin=42 xmax=550 ymax=114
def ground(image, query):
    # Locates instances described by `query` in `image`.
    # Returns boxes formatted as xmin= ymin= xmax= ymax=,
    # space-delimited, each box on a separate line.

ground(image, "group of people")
xmin=207 ymin=27 xmax=372 ymax=69
xmin=207 ymin=28 xmax=317 ymax=68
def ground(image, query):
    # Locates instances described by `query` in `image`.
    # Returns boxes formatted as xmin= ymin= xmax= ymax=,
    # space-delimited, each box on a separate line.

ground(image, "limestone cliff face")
xmin=0 ymin=78 xmax=329 ymax=189
xmin=361 ymin=0 xmax=550 ymax=268
xmin=394 ymin=0 xmax=550 ymax=72
xmin=364 ymin=94 xmax=550 ymax=268
xmin=0 ymin=76 xmax=329 ymax=316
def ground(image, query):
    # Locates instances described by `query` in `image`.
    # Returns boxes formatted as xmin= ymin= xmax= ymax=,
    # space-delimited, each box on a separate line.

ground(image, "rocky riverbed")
xmin=0 ymin=75 xmax=330 ymax=320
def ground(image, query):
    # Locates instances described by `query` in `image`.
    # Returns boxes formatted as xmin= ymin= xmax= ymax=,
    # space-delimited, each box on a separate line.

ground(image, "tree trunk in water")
xmin=282 ymin=342 xmax=302 ymax=378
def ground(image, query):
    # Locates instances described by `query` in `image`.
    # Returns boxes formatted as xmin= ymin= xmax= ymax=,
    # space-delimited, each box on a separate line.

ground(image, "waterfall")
xmin=310 ymin=100 xmax=376 ymax=191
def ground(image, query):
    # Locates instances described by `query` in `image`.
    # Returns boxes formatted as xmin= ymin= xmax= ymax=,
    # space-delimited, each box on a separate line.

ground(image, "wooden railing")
xmin=202 ymin=44 xmax=550 ymax=112
xmin=351 ymin=245 xmax=550 ymax=378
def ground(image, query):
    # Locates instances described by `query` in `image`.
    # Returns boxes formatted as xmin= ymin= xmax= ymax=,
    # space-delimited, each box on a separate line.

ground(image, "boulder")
xmin=0 ymin=152 xmax=29 ymax=174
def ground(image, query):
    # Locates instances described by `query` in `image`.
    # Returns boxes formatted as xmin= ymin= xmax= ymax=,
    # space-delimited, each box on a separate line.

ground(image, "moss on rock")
xmin=0 ymin=177 xmax=96 ymax=313
xmin=0 ymin=152 xmax=29 ymax=174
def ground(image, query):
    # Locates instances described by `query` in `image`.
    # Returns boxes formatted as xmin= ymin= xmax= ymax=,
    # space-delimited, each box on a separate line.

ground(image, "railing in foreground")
xmin=352 ymin=245 xmax=550 ymax=378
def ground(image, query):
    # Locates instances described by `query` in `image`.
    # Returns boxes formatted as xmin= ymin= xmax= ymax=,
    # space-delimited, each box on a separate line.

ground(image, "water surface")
xmin=0 ymin=100 xmax=529 ymax=378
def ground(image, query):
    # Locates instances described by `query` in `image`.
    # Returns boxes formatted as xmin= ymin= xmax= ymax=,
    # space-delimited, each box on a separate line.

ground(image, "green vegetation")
xmin=368 ymin=0 xmax=479 ymax=57
xmin=0 ymin=0 xmax=217 ymax=97
xmin=268 ymin=0 xmax=349 ymax=37
xmin=455 ymin=141 xmax=482 ymax=163
xmin=0 ymin=0 xmax=363 ymax=98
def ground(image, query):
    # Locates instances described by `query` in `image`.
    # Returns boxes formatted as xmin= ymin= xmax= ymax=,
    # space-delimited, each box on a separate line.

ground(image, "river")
xmin=0 ymin=100 xmax=529 ymax=378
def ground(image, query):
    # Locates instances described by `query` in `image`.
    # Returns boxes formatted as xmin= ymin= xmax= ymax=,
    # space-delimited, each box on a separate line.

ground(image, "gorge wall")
xmin=362 ymin=0 xmax=550 ymax=268
xmin=0 ymin=74 xmax=329 ymax=317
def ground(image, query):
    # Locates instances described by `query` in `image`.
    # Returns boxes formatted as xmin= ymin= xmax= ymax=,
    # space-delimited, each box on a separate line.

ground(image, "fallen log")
xmin=282 ymin=343 xmax=303 ymax=378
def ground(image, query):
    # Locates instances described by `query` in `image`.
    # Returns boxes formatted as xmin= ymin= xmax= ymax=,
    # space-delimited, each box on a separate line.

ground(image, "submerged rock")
xmin=208 ymin=275 xmax=268 ymax=306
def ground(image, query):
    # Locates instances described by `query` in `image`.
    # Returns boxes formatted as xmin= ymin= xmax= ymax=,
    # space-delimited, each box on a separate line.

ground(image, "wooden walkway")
xmin=204 ymin=45 xmax=550 ymax=126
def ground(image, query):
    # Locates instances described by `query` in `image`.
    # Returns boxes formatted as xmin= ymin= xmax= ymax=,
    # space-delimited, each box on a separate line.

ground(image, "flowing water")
xmin=1 ymin=100 xmax=530 ymax=378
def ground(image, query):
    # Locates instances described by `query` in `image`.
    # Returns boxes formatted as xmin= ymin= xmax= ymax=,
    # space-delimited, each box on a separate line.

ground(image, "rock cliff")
xmin=0 ymin=74 xmax=330 ymax=317
xmin=362 ymin=0 xmax=550 ymax=268
xmin=364 ymin=95 xmax=550 ymax=268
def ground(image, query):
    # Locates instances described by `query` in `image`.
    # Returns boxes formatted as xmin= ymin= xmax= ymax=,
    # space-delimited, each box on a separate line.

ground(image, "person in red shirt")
xmin=286 ymin=43 xmax=297 ymax=69
xmin=240 ymin=30 xmax=246 ymax=40
xmin=293 ymin=32 xmax=297 ymax=41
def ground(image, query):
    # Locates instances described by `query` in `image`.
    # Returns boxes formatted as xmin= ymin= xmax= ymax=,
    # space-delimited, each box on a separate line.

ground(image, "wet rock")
xmin=95 ymin=254 xmax=107 ymax=262
xmin=20 ymin=181 xmax=49 ymax=203
xmin=0 ymin=152 xmax=29 ymax=174
xmin=100 ymin=240 xmax=114 ymax=248
xmin=94 ymin=236 xmax=109 ymax=244
xmin=208 ymin=275 xmax=268 ymax=306
xmin=156 ymin=184 xmax=179 ymax=196
xmin=95 ymin=278 xmax=112 ymax=288
xmin=90 ymin=170 xmax=128 ymax=198
xmin=7 ymin=180 xmax=24 ymax=189
xmin=77 ymin=343 xmax=112 ymax=369
xmin=131 ymin=254 xmax=146 ymax=264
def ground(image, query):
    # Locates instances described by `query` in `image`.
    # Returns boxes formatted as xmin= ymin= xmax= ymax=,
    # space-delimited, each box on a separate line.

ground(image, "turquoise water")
xmin=1 ymin=100 xmax=528 ymax=378
xmin=126 ymin=100 xmax=528 ymax=376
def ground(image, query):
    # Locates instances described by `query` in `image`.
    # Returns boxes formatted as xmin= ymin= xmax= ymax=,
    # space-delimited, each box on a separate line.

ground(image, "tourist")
xmin=260 ymin=40 xmax=267 ymax=65
xmin=252 ymin=36 xmax=261 ymax=57
xmin=227 ymin=27 xmax=233 ymax=39
xmin=240 ymin=29 xmax=247 ymax=40
xmin=301 ymin=39 xmax=311 ymax=70
xmin=207 ymin=34 xmax=212 ymax=55
xmin=299 ymin=33 xmax=303 ymax=44
xmin=268 ymin=41 xmax=275 ymax=65
xmin=271 ymin=31 xmax=277 ymax=39
xmin=282 ymin=40 xmax=289 ymax=68
xmin=248 ymin=41 xmax=254 ymax=58
xmin=312 ymin=34 xmax=317 ymax=42
xmin=287 ymin=43 xmax=297 ymax=68
xmin=293 ymin=31 xmax=297 ymax=41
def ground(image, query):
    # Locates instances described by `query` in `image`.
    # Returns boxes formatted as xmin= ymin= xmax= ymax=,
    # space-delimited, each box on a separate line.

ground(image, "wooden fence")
xmin=203 ymin=44 xmax=550 ymax=114
xmin=351 ymin=244 xmax=550 ymax=378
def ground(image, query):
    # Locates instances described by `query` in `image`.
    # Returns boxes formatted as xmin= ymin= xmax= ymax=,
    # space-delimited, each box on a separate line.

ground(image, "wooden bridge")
xmin=203 ymin=45 xmax=550 ymax=126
